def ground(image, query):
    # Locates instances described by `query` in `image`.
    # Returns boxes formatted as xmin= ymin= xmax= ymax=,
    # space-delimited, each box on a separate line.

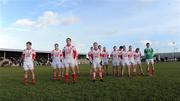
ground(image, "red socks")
xmin=152 ymin=69 xmax=154 ymax=76
xmin=65 ymin=74 xmax=69 ymax=83
xmin=72 ymin=74 xmax=76 ymax=81
xmin=58 ymin=75 xmax=61 ymax=80
xmin=24 ymin=78 xmax=28 ymax=85
xmin=32 ymin=79 xmax=36 ymax=85
xmin=64 ymin=74 xmax=77 ymax=83
xmin=24 ymin=78 xmax=36 ymax=85
xmin=53 ymin=74 xmax=57 ymax=80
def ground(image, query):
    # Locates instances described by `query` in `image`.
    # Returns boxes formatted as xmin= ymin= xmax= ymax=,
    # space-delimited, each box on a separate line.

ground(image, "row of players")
xmin=21 ymin=38 xmax=154 ymax=85
xmin=88 ymin=42 xmax=154 ymax=82
xmin=22 ymin=38 xmax=79 ymax=85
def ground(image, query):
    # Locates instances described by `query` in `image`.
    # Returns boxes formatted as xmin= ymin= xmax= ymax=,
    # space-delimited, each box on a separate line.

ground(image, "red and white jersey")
xmin=22 ymin=48 xmax=36 ymax=62
xmin=122 ymin=50 xmax=128 ymax=60
xmin=134 ymin=51 xmax=141 ymax=61
xmin=128 ymin=51 xmax=135 ymax=60
xmin=118 ymin=50 xmax=123 ymax=61
xmin=111 ymin=50 xmax=119 ymax=60
xmin=88 ymin=51 xmax=93 ymax=62
xmin=99 ymin=49 xmax=103 ymax=60
xmin=51 ymin=49 xmax=63 ymax=61
xmin=92 ymin=49 xmax=102 ymax=62
xmin=102 ymin=51 xmax=109 ymax=60
xmin=62 ymin=45 xmax=77 ymax=59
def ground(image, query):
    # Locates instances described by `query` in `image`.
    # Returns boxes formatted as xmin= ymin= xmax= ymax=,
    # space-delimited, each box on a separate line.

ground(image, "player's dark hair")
xmin=93 ymin=42 xmax=98 ymax=45
xmin=26 ymin=41 xmax=32 ymax=45
xmin=136 ymin=48 xmax=139 ymax=52
xmin=66 ymin=38 xmax=71 ymax=41
xmin=120 ymin=46 xmax=123 ymax=49
xmin=146 ymin=43 xmax=150 ymax=45
xmin=54 ymin=43 xmax=59 ymax=46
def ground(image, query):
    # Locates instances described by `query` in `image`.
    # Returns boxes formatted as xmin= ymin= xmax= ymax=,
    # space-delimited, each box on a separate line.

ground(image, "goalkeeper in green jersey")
xmin=144 ymin=43 xmax=155 ymax=77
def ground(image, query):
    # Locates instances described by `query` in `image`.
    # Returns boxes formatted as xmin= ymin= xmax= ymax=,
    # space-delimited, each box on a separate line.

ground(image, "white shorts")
xmin=129 ymin=59 xmax=136 ymax=65
xmin=135 ymin=59 xmax=141 ymax=65
xmin=122 ymin=60 xmax=130 ymax=67
xmin=112 ymin=60 xmax=119 ymax=66
xmin=92 ymin=60 xmax=101 ymax=69
xmin=64 ymin=58 xmax=75 ymax=68
xmin=51 ymin=61 xmax=64 ymax=69
xmin=103 ymin=59 xmax=109 ymax=65
xmin=23 ymin=61 xmax=34 ymax=71
xmin=146 ymin=59 xmax=154 ymax=65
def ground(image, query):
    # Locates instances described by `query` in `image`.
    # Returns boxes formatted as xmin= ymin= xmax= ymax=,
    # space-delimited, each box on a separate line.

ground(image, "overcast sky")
xmin=0 ymin=0 xmax=179 ymax=54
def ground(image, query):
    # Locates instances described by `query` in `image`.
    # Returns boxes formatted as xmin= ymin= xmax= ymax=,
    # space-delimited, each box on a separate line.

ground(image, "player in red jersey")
xmin=91 ymin=42 xmax=103 ymax=82
xmin=128 ymin=45 xmax=136 ymax=77
xmin=121 ymin=45 xmax=131 ymax=77
xmin=51 ymin=43 xmax=64 ymax=81
xmin=134 ymin=48 xmax=144 ymax=76
xmin=118 ymin=46 xmax=123 ymax=77
xmin=111 ymin=46 xmax=119 ymax=77
xmin=102 ymin=47 xmax=109 ymax=76
xmin=62 ymin=38 xmax=77 ymax=84
xmin=21 ymin=41 xmax=36 ymax=85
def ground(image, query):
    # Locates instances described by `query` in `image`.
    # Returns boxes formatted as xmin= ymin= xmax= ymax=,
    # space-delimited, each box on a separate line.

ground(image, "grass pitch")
xmin=0 ymin=62 xmax=180 ymax=101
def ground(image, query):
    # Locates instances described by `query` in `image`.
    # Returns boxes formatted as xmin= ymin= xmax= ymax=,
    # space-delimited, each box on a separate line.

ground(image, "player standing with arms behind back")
xmin=63 ymin=38 xmax=77 ymax=84
xmin=111 ymin=46 xmax=119 ymax=77
xmin=128 ymin=45 xmax=136 ymax=77
xmin=121 ymin=45 xmax=131 ymax=77
xmin=144 ymin=43 xmax=155 ymax=77
xmin=21 ymin=41 xmax=36 ymax=85
xmin=118 ymin=46 xmax=123 ymax=77
xmin=51 ymin=43 xmax=64 ymax=81
xmin=134 ymin=48 xmax=144 ymax=76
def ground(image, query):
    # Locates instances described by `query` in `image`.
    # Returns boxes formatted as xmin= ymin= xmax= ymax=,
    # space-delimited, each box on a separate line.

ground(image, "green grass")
xmin=0 ymin=62 xmax=180 ymax=101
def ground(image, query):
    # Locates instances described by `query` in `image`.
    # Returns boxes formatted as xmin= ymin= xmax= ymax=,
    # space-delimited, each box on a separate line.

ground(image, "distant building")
xmin=0 ymin=48 xmax=87 ymax=67
xmin=154 ymin=52 xmax=180 ymax=62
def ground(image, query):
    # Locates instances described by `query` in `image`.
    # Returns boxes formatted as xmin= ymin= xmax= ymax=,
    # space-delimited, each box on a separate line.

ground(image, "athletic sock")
xmin=24 ymin=78 xmax=28 ymax=85
xmin=53 ymin=74 xmax=57 ymax=80
xmin=32 ymin=79 xmax=36 ymax=85
xmin=72 ymin=74 xmax=76 ymax=81
xmin=58 ymin=75 xmax=61 ymax=80
xmin=152 ymin=69 xmax=154 ymax=77
xmin=64 ymin=74 xmax=69 ymax=83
